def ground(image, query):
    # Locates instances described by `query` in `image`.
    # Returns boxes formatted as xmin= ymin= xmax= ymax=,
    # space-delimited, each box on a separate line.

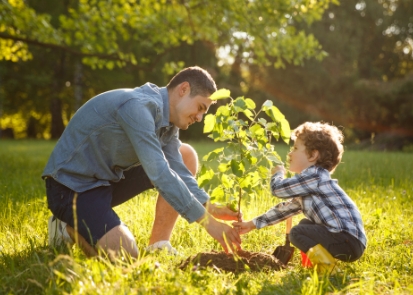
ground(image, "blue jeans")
xmin=289 ymin=218 xmax=365 ymax=262
xmin=46 ymin=165 xmax=154 ymax=246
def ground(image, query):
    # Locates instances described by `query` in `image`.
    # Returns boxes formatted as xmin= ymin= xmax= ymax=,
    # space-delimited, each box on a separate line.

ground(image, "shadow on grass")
xmin=0 ymin=243 xmax=74 ymax=295
xmin=255 ymin=269 xmax=358 ymax=295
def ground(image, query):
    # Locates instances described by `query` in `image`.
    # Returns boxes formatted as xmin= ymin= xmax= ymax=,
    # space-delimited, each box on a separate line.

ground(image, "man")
xmin=43 ymin=66 xmax=241 ymax=258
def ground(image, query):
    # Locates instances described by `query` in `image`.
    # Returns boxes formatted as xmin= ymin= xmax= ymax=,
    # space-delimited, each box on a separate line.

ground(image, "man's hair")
xmin=166 ymin=66 xmax=217 ymax=97
xmin=292 ymin=122 xmax=344 ymax=173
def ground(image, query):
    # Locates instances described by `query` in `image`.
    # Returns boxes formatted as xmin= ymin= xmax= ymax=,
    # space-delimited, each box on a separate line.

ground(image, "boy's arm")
xmin=253 ymin=198 xmax=302 ymax=229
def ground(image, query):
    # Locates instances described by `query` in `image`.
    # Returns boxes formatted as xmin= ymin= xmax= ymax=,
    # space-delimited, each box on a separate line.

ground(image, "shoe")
xmin=146 ymin=240 xmax=178 ymax=255
xmin=306 ymin=244 xmax=339 ymax=275
xmin=48 ymin=216 xmax=74 ymax=247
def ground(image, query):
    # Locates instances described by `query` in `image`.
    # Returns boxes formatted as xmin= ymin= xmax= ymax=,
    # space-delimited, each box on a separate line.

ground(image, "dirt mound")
xmin=179 ymin=250 xmax=284 ymax=273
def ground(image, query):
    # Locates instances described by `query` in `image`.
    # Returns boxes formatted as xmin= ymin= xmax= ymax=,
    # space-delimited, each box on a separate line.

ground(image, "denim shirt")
xmin=42 ymin=83 xmax=208 ymax=223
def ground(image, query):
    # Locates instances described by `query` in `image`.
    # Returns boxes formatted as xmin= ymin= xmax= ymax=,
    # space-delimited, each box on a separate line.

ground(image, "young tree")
xmin=198 ymin=89 xmax=290 ymax=220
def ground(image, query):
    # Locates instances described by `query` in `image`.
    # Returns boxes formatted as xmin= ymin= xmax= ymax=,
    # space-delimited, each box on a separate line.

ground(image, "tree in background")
xmin=243 ymin=0 xmax=413 ymax=149
xmin=0 ymin=0 xmax=333 ymax=138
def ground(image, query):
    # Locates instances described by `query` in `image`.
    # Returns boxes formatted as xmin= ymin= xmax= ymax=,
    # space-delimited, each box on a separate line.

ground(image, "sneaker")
xmin=146 ymin=240 xmax=178 ymax=255
xmin=48 ymin=216 xmax=74 ymax=247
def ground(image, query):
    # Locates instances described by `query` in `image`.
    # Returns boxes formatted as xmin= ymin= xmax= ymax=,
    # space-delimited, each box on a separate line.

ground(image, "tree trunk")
xmin=73 ymin=59 xmax=83 ymax=111
xmin=50 ymin=52 xmax=66 ymax=139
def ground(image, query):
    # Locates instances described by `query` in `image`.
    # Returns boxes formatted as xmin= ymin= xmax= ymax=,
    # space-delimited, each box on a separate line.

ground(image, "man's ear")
xmin=178 ymin=81 xmax=190 ymax=97
xmin=308 ymin=150 xmax=319 ymax=163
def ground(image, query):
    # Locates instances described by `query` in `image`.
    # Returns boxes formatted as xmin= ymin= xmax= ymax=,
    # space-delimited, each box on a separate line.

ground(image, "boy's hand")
xmin=271 ymin=165 xmax=286 ymax=175
xmin=207 ymin=202 xmax=242 ymax=221
xmin=232 ymin=220 xmax=256 ymax=235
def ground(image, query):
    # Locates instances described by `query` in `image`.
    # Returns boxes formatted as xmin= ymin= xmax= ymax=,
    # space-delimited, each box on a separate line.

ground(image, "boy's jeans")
xmin=289 ymin=218 xmax=365 ymax=262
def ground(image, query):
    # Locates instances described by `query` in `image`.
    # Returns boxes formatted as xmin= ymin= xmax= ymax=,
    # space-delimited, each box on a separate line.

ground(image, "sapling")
xmin=198 ymin=89 xmax=290 ymax=221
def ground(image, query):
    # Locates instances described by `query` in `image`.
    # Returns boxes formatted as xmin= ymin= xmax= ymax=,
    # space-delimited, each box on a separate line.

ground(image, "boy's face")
xmin=288 ymin=138 xmax=316 ymax=173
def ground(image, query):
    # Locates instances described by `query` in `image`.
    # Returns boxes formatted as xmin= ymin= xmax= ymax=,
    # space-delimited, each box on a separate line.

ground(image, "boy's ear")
xmin=308 ymin=150 xmax=319 ymax=162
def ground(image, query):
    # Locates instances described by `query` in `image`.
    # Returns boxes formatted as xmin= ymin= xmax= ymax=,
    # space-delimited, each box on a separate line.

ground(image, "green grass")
xmin=0 ymin=139 xmax=412 ymax=294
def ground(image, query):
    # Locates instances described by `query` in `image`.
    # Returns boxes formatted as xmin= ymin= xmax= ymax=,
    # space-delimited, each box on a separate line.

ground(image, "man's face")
xmin=172 ymin=92 xmax=212 ymax=130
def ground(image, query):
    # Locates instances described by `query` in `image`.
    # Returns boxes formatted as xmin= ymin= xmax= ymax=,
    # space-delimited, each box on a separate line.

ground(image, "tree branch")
xmin=0 ymin=32 xmax=123 ymax=61
xmin=0 ymin=32 xmax=188 ymax=72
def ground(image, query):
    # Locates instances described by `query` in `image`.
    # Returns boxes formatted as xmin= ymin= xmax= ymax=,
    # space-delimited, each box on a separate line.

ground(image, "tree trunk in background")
xmin=50 ymin=52 xmax=65 ymax=139
xmin=74 ymin=59 xmax=83 ymax=111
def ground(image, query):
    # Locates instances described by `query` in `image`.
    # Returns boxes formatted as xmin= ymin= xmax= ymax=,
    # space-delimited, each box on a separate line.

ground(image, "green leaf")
xmin=221 ymin=174 xmax=234 ymax=188
xmin=249 ymin=124 xmax=263 ymax=136
xmin=230 ymin=160 xmax=244 ymax=177
xmin=243 ymin=109 xmax=254 ymax=120
xmin=227 ymin=200 xmax=238 ymax=212
xmin=210 ymin=186 xmax=225 ymax=199
xmin=265 ymin=106 xmax=285 ymax=122
xmin=280 ymin=118 xmax=291 ymax=144
xmin=203 ymin=114 xmax=216 ymax=133
xmin=210 ymin=89 xmax=231 ymax=100
xmin=258 ymin=166 xmax=269 ymax=179
xmin=258 ymin=118 xmax=267 ymax=126
xmin=233 ymin=97 xmax=248 ymax=112
xmin=262 ymin=100 xmax=273 ymax=109
xmin=197 ymin=168 xmax=214 ymax=187
xmin=218 ymin=163 xmax=229 ymax=172
xmin=202 ymin=147 xmax=224 ymax=161
xmin=245 ymin=98 xmax=256 ymax=110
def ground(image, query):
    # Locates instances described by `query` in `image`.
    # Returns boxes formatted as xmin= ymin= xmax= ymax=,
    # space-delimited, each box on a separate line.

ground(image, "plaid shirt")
xmin=253 ymin=165 xmax=367 ymax=247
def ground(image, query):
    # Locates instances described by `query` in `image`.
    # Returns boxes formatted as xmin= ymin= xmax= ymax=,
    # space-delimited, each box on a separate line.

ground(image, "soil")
xmin=179 ymin=250 xmax=285 ymax=273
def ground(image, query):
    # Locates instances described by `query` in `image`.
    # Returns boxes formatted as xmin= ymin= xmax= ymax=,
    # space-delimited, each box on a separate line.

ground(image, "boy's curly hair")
xmin=292 ymin=122 xmax=344 ymax=173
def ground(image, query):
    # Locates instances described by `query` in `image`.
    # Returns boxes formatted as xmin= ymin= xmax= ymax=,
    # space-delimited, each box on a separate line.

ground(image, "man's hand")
xmin=271 ymin=165 xmax=286 ymax=175
xmin=232 ymin=220 xmax=256 ymax=235
xmin=197 ymin=213 xmax=242 ymax=253
xmin=207 ymin=202 xmax=242 ymax=221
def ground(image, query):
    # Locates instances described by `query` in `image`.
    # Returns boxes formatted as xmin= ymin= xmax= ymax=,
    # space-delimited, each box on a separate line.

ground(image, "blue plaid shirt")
xmin=253 ymin=165 xmax=367 ymax=247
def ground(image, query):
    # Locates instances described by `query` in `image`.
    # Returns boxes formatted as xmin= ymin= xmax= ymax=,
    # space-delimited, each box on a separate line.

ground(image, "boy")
xmin=233 ymin=122 xmax=366 ymax=274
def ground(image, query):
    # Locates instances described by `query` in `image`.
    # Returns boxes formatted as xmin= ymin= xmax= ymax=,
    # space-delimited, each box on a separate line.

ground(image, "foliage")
xmin=244 ymin=0 xmax=413 ymax=145
xmin=0 ymin=0 xmax=335 ymax=138
xmin=1 ymin=140 xmax=413 ymax=294
xmin=0 ymin=0 xmax=334 ymax=67
xmin=198 ymin=89 xmax=290 ymax=217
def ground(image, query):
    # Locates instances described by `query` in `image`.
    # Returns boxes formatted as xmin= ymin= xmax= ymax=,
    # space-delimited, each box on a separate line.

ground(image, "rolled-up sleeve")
xmin=162 ymin=135 xmax=210 ymax=205
xmin=116 ymin=98 xmax=206 ymax=223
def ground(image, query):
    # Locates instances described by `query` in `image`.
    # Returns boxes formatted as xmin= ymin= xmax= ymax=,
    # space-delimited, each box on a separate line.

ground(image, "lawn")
xmin=0 ymin=139 xmax=412 ymax=294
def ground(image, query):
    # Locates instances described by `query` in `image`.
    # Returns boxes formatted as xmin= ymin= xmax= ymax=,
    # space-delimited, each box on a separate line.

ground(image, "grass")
xmin=0 ymin=139 xmax=412 ymax=294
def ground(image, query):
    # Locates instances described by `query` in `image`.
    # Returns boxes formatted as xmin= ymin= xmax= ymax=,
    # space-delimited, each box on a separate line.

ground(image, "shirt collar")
xmin=159 ymin=87 xmax=173 ymax=128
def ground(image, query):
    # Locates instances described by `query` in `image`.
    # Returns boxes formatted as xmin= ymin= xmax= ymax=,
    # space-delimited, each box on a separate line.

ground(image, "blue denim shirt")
xmin=42 ymin=83 xmax=208 ymax=223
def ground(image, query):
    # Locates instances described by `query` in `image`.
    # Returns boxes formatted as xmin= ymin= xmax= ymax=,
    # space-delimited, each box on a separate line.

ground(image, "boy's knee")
xmin=179 ymin=143 xmax=198 ymax=176
xmin=289 ymin=225 xmax=303 ymax=247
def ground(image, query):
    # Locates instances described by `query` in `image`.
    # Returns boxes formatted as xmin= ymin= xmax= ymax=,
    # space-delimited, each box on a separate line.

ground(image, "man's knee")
xmin=97 ymin=224 xmax=138 ymax=259
xmin=179 ymin=143 xmax=198 ymax=176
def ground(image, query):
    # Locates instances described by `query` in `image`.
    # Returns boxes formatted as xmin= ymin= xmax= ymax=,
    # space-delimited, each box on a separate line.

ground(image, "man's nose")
xmin=196 ymin=113 xmax=203 ymax=122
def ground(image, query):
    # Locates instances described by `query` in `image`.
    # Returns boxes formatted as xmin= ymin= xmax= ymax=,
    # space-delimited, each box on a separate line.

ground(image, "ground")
xmin=179 ymin=250 xmax=284 ymax=273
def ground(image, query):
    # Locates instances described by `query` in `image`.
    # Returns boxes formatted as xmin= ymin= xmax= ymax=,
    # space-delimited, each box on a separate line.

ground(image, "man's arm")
xmin=162 ymin=137 xmax=240 ymax=221
xmin=117 ymin=99 xmax=206 ymax=223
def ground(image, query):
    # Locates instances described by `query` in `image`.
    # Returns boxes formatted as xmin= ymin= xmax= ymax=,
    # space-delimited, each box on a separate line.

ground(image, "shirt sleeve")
xmin=162 ymin=135 xmax=210 ymax=205
xmin=271 ymin=168 xmax=320 ymax=198
xmin=116 ymin=98 xmax=206 ymax=223
xmin=253 ymin=198 xmax=302 ymax=229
